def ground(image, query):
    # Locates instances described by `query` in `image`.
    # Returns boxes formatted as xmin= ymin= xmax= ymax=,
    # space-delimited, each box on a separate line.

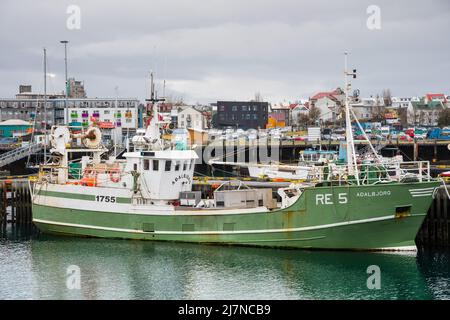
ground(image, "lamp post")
xmin=60 ymin=40 xmax=69 ymax=124
xmin=43 ymin=48 xmax=47 ymax=162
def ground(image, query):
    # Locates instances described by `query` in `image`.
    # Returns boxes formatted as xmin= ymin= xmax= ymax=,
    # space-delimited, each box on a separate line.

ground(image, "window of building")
xmin=165 ymin=160 xmax=172 ymax=171
xmin=253 ymin=114 xmax=258 ymax=120
xmin=253 ymin=105 xmax=258 ymax=111
xmin=144 ymin=159 xmax=150 ymax=170
xmin=219 ymin=105 xmax=225 ymax=111
xmin=232 ymin=106 xmax=238 ymax=111
xmin=183 ymin=162 xmax=187 ymax=171
xmin=246 ymin=114 xmax=251 ymax=120
xmin=104 ymin=110 xmax=110 ymax=114
xmin=175 ymin=161 xmax=180 ymax=171
xmin=153 ymin=160 xmax=159 ymax=171
xmin=242 ymin=105 xmax=248 ymax=111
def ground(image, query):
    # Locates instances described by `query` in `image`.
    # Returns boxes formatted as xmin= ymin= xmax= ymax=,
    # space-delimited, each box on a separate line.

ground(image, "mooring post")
xmin=413 ymin=139 xmax=418 ymax=161
xmin=0 ymin=181 xmax=4 ymax=227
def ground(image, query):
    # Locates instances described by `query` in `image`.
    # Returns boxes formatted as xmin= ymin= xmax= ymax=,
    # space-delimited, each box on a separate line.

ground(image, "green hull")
xmin=32 ymin=181 xmax=439 ymax=250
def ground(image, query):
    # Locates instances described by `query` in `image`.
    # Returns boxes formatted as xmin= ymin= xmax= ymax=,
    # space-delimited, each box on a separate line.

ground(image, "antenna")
xmin=344 ymin=52 xmax=359 ymax=184
xmin=114 ymin=85 xmax=119 ymax=158
xmin=145 ymin=72 xmax=165 ymax=104
xmin=163 ymin=79 xmax=166 ymax=98
xmin=43 ymin=48 xmax=47 ymax=163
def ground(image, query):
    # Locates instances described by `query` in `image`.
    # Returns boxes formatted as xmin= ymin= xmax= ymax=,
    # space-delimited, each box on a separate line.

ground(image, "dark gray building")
xmin=216 ymin=101 xmax=268 ymax=129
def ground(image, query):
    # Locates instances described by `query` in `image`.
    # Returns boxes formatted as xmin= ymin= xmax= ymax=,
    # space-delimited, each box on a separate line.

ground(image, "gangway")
xmin=0 ymin=143 xmax=43 ymax=168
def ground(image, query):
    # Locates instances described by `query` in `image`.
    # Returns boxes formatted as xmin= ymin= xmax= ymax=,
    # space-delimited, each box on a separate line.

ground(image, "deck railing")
xmin=308 ymin=160 xmax=432 ymax=185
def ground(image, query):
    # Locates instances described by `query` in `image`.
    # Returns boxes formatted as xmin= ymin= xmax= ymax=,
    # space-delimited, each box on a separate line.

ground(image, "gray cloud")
xmin=0 ymin=0 xmax=449 ymax=103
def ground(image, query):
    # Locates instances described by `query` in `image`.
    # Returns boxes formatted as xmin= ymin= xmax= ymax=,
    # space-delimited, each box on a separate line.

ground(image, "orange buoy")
xmin=80 ymin=177 xmax=97 ymax=187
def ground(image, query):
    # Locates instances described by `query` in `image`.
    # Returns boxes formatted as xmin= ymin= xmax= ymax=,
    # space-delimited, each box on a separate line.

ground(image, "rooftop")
xmin=0 ymin=119 xmax=32 ymax=126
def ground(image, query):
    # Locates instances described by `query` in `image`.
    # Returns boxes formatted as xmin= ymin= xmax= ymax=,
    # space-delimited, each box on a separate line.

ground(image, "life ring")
xmin=110 ymin=168 xmax=121 ymax=183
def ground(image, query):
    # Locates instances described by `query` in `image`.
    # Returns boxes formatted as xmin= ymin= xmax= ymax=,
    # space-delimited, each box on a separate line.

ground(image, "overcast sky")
xmin=0 ymin=0 xmax=449 ymax=104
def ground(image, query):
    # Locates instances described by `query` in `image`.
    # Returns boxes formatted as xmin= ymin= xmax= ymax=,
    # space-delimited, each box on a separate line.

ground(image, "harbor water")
xmin=0 ymin=225 xmax=449 ymax=300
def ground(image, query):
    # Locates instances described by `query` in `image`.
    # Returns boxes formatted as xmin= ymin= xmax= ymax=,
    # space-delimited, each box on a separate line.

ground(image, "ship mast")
xmin=344 ymin=53 xmax=359 ymax=185
xmin=144 ymin=72 xmax=165 ymax=141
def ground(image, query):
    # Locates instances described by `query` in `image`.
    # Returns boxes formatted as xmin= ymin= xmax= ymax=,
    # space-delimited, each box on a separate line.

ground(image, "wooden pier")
xmin=416 ymin=186 xmax=450 ymax=246
xmin=0 ymin=178 xmax=33 ymax=227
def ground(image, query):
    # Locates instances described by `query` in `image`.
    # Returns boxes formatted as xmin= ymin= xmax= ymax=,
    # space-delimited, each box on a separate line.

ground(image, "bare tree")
xmin=371 ymin=94 xmax=386 ymax=122
xmin=297 ymin=114 xmax=310 ymax=129
xmin=382 ymin=89 xmax=392 ymax=107
xmin=397 ymin=107 xmax=408 ymax=127
xmin=253 ymin=92 xmax=263 ymax=102
xmin=438 ymin=109 xmax=450 ymax=127
xmin=308 ymin=105 xmax=321 ymax=125
xmin=165 ymin=94 xmax=184 ymax=105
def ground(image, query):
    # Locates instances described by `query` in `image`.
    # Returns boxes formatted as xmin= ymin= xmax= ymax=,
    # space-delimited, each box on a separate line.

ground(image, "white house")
xmin=407 ymin=98 xmax=446 ymax=126
xmin=178 ymin=106 xmax=207 ymax=130
xmin=313 ymin=96 xmax=340 ymax=123
xmin=309 ymin=89 xmax=345 ymax=123
xmin=350 ymin=97 xmax=384 ymax=121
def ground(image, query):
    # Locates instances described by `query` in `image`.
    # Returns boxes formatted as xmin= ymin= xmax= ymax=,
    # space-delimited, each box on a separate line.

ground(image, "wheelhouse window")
xmin=153 ymin=160 xmax=159 ymax=171
xmin=165 ymin=160 xmax=172 ymax=171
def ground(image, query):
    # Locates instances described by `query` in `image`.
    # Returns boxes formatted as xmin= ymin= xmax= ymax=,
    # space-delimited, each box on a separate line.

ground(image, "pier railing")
xmin=0 ymin=143 xmax=43 ymax=168
xmin=306 ymin=160 xmax=432 ymax=185
xmin=36 ymin=164 xmax=124 ymax=186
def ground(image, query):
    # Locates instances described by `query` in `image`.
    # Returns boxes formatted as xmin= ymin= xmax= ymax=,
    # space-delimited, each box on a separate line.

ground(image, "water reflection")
xmin=0 ymin=226 xmax=448 ymax=300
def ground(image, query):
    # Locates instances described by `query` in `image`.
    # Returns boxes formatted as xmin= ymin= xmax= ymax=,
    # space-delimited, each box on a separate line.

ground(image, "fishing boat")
xmin=211 ymin=148 xmax=338 ymax=181
xmin=30 ymin=66 xmax=441 ymax=250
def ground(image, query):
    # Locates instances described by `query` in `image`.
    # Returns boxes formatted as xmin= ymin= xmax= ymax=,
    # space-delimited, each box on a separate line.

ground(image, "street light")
xmin=60 ymin=40 xmax=69 ymax=124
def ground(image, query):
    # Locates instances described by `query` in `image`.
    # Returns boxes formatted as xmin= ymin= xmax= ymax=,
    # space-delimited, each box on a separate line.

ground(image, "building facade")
xmin=65 ymin=98 xmax=141 ymax=130
xmin=269 ymin=106 xmax=291 ymax=127
xmin=67 ymin=78 xmax=87 ymax=98
xmin=408 ymin=99 xmax=446 ymax=126
xmin=216 ymin=101 xmax=268 ymax=129
xmin=0 ymin=97 xmax=141 ymax=131
xmin=177 ymin=106 xmax=207 ymax=130
xmin=0 ymin=98 xmax=63 ymax=130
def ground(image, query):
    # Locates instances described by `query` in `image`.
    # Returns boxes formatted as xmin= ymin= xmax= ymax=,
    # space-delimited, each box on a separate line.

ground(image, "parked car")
xmin=321 ymin=128 xmax=332 ymax=140
xmin=392 ymin=132 xmax=412 ymax=141
xmin=330 ymin=134 xmax=345 ymax=141
xmin=428 ymin=128 xmax=450 ymax=140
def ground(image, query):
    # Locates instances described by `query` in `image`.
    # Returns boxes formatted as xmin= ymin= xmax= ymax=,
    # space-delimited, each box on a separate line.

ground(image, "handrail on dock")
xmin=0 ymin=143 xmax=43 ymax=168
